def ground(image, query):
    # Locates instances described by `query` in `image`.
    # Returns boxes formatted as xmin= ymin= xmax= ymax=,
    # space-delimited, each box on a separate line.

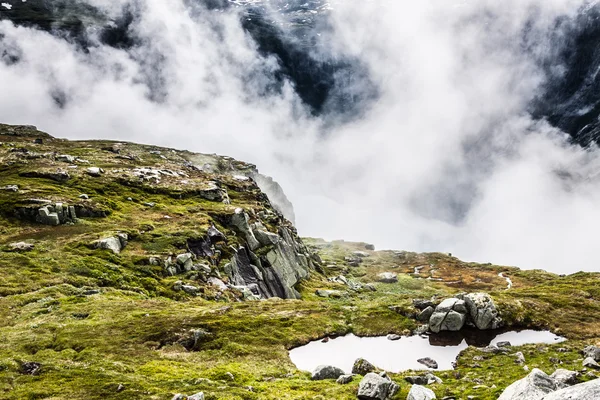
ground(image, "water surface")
xmin=289 ymin=329 xmax=564 ymax=373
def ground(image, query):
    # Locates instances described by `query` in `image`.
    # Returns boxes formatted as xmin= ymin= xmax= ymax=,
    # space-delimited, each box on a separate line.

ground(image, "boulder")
xmin=93 ymin=236 xmax=124 ymax=254
xmin=86 ymin=167 xmax=104 ymax=177
xmin=497 ymin=368 xmax=557 ymax=400
xmin=417 ymin=306 xmax=435 ymax=322
xmin=357 ymin=372 xmax=400 ymax=400
xmin=8 ymin=242 xmax=34 ymax=252
xmin=407 ymin=385 xmax=437 ymax=400
xmin=583 ymin=357 xmax=600 ymax=369
xmin=584 ymin=345 xmax=600 ymax=362
xmin=387 ymin=334 xmax=401 ymax=341
xmin=429 ymin=300 xmax=466 ymax=333
xmin=336 ymin=374 xmax=354 ymax=384
xmin=353 ymin=358 xmax=377 ymax=375
xmin=187 ymin=393 xmax=205 ymax=400
xmin=417 ymin=358 xmax=438 ymax=369
xmin=543 ymin=378 xmax=600 ymax=399
xmin=550 ymin=369 xmax=579 ymax=388
xmin=176 ymin=253 xmax=194 ymax=272
xmin=311 ymin=365 xmax=345 ymax=381
xmin=462 ymin=292 xmax=502 ymax=330
xmin=377 ymin=272 xmax=398 ymax=283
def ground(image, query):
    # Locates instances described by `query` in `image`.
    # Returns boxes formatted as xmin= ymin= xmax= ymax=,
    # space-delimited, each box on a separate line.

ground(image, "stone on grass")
xmin=187 ymin=393 xmax=205 ymax=400
xmin=583 ymin=357 xmax=600 ymax=369
xmin=357 ymin=372 xmax=399 ymax=400
xmin=336 ymin=374 xmax=354 ymax=384
xmin=407 ymin=384 xmax=437 ymax=400
xmin=353 ymin=358 xmax=377 ymax=375
xmin=550 ymin=369 xmax=579 ymax=388
xmin=377 ymin=272 xmax=398 ymax=283
xmin=9 ymin=242 xmax=34 ymax=252
xmin=311 ymin=365 xmax=345 ymax=381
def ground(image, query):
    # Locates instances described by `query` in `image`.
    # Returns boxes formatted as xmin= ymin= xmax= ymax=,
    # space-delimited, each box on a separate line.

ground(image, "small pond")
xmin=289 ymin=329 xmax=565 ymax=373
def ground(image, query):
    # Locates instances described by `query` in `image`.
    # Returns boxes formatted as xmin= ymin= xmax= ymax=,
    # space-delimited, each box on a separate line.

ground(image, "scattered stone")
xmin=116 ymin=384 xmax=124 ymax=392
xmin=407 ymin=384 xmax=437 ymax=400
xmin=515 ymin=352 xmax=526 ymax=364
xmin=8 ymin=242 xmax=34 ymax=252
xmin=315 ymin=289 xmax=344 ymax=298
xmin=93 ymin=235 xmax=127 ymax=254
xmin=79 ymin=194 xmax=89 ymax=199
xmin=387 ymin=334 xmax=401 ymax=341
xmin=497 ymin=368 xmax=557 ymax=400
xmin=225 ymin=372 xmax=235 ymax=381
xmin=176 ymin=253 xmax=194 ymax=272
xmin=143 ymin=202 xmax=156 ymax=207
xmin=497 ymin=341 xmax=512 ymax=348
xmin=377 ymin=272 xmax=398 ymax=283
xmin=413 ymin=299 xmax=435 ymax=310
xmin=311 ymin=365 xmax=345 ymax=381
xmin=357 ymin=372 xmax=399 ymax=400
xmin=56 ymin=154 xmax=75 ymax=163
xmin=550 ymin=369 xmax=579 ymax=388
xmin=584 ymin=345 xmax=600 ymax=362
xmin=336 ymin=374 xmax=354 ymax=384
xmin=2 ymin=184 xmax=18 ymax=192
xmin=181 ymin=284 xmax=199 ymax=295
xmin=417 ymin=358 xmax=438 ymax=369
xmin=353 ymin=358 xmax=377 ymax=375
xmin=353 ymin=251 xmax=370 ymax=258
xmin=86 ymin=167 xmax=104 ymax=177
xmin=584 ymin=357 xmax=600 ymax=369
xmin=21 ymin=362 xmax=41 ymax=376
xmin=187 ymin=392 xmax=205 ymax=400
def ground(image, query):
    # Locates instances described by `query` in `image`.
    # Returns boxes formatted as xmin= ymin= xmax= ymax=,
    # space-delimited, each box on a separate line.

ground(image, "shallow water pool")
xmin=289 ymin=329 xmax=565 ymax=373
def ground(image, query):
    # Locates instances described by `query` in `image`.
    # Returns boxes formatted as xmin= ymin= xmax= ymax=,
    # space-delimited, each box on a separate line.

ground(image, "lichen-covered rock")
xmin=336 ymin=374 xmax=354 ymax=384
xmin=584 ymin=345 xmax=600 ymax=361
xmin=429 ymin=298 xmax=467 ymax=333
xmin=497 ymin=368 xmax=557 ymax=400
xmin=550 ymin=369 xmax=579 ymax=388
xmin=543 ymin=378 xmax=600 ymax=399
xmin=311 ymin=365 xmax=345 ymax=380
xmin=407 ymin=384 xmax=436 ymax=400
xmin=462 ymin=292 xmax=503 ymax=330
xmin=357 ymin=372 xmax=399 ymax=400
xmin=352 ymin=358 xmax=377 ymax=375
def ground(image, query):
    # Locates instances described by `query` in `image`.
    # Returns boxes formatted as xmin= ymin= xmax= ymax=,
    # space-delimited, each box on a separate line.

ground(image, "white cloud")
xmin=0 ymin=0 xmax=598 ymax=273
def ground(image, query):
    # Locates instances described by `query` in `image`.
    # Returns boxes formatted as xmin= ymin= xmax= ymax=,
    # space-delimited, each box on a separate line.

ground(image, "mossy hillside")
xmin=1 ymin=124 xmax=600 ymax=399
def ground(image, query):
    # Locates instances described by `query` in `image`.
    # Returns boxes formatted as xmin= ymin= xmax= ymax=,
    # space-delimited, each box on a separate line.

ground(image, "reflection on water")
xmin=289 ymin=329 xmax=565 ymax=373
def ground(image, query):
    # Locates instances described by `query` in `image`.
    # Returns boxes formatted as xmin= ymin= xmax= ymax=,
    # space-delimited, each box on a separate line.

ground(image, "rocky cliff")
xmin=0 ymin=123 xmax=316 ymax=300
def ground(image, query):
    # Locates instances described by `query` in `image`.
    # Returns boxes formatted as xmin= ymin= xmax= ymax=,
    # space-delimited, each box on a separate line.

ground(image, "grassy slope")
xmin=0 ymin=125 xmax=599 ymax=399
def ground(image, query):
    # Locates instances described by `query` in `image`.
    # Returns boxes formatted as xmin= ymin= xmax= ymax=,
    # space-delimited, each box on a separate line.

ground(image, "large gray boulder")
xmin=407 ymin=385 xmax=437 ymax=400
xmin=498 ymin=369 xmax=557 ymax=400
xmin=357 ymin=373 xmax=400 ymax=400
xmin=542 ymin=378 xmax=600 ymax=399
xmin=429 ymin=298 xmax=467 ymax=333
xmin=311 ymin=365 xmax=345 ymax=381
xmin=462 ymin=292 xmax=503 ymax=330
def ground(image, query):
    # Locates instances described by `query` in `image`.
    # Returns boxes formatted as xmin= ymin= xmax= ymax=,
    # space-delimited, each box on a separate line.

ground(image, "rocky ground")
xmin=1 ymin=124 xmax=600 ymax=399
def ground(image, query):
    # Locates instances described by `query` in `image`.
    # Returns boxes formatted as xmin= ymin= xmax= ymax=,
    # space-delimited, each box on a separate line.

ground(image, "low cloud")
xmin=0 ymin=0 xmax=598 ymax=273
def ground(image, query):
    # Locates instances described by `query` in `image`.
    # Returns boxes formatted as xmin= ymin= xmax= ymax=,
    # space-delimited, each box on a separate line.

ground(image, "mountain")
xmin=1 ymin=123 xmax=600 ymax=399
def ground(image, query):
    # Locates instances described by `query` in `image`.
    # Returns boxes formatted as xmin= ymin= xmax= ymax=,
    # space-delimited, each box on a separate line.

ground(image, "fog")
xmin=0 ymin=0 xmax=599 ymax=273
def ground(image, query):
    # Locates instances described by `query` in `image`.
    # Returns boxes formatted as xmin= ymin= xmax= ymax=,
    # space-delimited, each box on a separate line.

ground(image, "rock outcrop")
xmin=427 ymin=293 xmax=502 ymax=333
xmin=224 ymin=210 xmax=315 ymax=299
xmin=357 ymin=373 xmax=399 ymax=400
